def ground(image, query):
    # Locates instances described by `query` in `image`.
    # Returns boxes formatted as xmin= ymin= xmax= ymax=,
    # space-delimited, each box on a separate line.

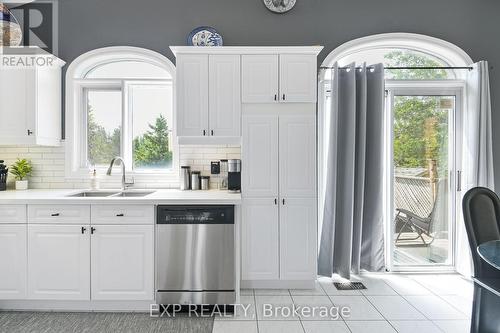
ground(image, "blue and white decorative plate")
xmin=187 ymin=26 xmax=223 ymax=47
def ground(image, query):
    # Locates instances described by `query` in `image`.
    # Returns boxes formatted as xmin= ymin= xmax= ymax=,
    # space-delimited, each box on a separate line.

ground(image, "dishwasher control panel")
xmin=156 ymin=205 xmax=234 ymax=224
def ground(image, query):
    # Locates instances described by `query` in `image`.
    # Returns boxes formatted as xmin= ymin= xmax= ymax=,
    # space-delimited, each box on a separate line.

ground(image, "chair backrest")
xmin=462 ymin=187 xmax=500 ymax=278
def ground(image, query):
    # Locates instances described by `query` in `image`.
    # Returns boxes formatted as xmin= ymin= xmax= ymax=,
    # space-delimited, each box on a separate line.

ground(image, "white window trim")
xmin=65 ymin=46 xmax=177 ymax=180
xmin=385 ymin=83 xmax=464 ymax=272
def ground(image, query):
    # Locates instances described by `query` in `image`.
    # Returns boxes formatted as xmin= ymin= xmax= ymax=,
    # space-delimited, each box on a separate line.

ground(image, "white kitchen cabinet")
xmin=176 ymin=53 xmax=241 ymax=141
xmin=91 ymin=205 xmax=154 ymax=225
xmin=242 ymin=114 xmax=279 ymax=198
xmin=0 ymin=51 xmax=65 ymax=146
xmin=241 ymin=107 xmax=317 ymax=287
xmin=241 ymin=55 xmax=279 ymax=103
xmin=0 ymin=205 xmax=26 ymax=223
xmin=279 ymin=114 xmax=317 ymax=197
xmin=241 ymin=198 xmax=279 ymax=280
xmin=0 ymin=225 xmax=27 ymax=299
xmin=279 ymin=54 xmax=318 ymax=103
xmin=209 ymin=55 xmax=241 ymax=137
xmin=241 ymin=54 xmax=317 ymax=103
xmin=28 ymin=224 xmax=90 ymax=300
xmin=280 ymin=198 xmax=317 ymax=280
xmin=176 ymin=54 xmax=209 ymax=137
xmin=28 ymin=205 xmax=90 ymax=224
xmin=90 ymin=225 xmax=154 ymax=300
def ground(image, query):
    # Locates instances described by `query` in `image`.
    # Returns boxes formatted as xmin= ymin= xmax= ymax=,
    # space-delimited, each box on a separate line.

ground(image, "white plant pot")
xmin=15 ymin=180 xmax=28 ymax=190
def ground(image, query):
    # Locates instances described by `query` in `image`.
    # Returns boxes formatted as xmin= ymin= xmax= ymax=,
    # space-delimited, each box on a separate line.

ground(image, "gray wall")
xmin=59 ymin=0 xmax=500 ymax=188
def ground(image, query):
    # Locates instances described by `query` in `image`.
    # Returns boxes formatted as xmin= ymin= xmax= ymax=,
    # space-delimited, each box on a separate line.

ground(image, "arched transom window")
xmin=65 ymin=47 xmax=177 ymax=178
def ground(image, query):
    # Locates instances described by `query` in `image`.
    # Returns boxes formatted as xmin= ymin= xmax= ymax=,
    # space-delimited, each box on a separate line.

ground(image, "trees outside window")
xmin=386 ymin=51 xmax=449 ymax=177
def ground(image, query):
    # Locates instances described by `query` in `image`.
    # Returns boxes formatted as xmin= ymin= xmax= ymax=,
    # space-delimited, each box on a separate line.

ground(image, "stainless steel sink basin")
xmin=110 ymin=191 xmax=156 ymax=197
xmin=67 ymin=191 xmax=120 ymax=197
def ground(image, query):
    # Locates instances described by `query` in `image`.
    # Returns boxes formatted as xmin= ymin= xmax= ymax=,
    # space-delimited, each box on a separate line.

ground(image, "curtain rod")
xmin=319 ymin=66 xmax=474 ymax=70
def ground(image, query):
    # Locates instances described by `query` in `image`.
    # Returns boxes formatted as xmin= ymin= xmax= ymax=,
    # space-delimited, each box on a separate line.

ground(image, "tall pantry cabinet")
xmin=240 ymin=47 xmax=322 ymax=289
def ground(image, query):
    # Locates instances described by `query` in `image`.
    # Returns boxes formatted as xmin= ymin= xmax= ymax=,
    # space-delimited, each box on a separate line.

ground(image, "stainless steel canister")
xmin=180 ymin=166 xmax=191 ymax=190
xmin=201 ymin=176 xmax=210 ymax=190
xmin=191 ymin=171 xmax=201 ymax=190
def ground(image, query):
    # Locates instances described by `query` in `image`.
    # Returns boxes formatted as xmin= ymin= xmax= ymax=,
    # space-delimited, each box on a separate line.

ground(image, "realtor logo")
xmin=4 ymin=0 xmax=58 ymax=55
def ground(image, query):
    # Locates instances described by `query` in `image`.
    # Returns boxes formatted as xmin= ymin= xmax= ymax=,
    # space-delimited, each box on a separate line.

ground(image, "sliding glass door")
xmin=386 ymin=86 xmax=462 ymax=271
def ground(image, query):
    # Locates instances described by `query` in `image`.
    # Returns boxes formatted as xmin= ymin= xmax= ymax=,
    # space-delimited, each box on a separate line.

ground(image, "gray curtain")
xmin=456 ymin=61 xmax=495 ymax=276
xmin=318 ymin=63 xmax=386 ymax=279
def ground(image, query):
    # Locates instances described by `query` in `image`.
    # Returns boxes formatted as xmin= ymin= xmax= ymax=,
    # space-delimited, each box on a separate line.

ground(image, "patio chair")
xmin=395 ymin=207 xmax=435 ymax=245
xmin=394 ymin=181 xmax=442 ymax=246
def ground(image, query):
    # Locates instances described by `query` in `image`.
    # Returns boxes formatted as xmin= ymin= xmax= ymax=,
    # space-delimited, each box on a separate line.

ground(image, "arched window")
xmin=65 ymin=47 xmax=177 ymax=179
xmin=319 ymin=33 xmax=474 ymax=271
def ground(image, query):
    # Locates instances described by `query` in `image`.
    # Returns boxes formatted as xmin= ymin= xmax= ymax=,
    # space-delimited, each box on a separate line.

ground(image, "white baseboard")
xmin=241 ymin=280 xmax=315 ymax=289
xmin=0 ymin=300 xmax=154 ymax=312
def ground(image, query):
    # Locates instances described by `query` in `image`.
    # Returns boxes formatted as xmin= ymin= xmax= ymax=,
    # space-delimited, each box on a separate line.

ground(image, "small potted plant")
xmin=10 ymin=158 xmax=32 ymax=190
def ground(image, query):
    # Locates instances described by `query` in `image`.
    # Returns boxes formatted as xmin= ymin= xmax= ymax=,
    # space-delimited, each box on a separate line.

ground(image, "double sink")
xmin=66 ymin=190 xmax=156 ymax=198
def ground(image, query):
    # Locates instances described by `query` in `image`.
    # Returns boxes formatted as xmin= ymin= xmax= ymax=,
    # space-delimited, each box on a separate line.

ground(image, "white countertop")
xmin=0 ymin=189 xmax=242 ymax=205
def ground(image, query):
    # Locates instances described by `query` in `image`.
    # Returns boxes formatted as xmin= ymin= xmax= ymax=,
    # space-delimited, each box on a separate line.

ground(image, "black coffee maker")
xmin=228 ymin=159 xmax=241 ymax=193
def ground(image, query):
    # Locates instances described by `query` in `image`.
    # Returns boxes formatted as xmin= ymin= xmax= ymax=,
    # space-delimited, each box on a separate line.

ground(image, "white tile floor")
xmin=213 ymin=273 xmax=472 ymax=333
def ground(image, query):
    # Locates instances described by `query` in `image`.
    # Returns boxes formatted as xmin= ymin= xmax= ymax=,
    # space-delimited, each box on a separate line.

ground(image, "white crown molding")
xmin=170 ymin=46 xmax=324 ymax=57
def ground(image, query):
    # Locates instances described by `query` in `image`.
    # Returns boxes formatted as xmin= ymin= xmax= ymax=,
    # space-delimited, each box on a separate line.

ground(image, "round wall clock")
xmin=263 ymin=0 xmax=296 ymax=13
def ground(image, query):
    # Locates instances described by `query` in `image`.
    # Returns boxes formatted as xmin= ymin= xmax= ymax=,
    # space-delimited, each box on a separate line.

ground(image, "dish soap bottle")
xmin=90 ymin=169 xmax=100 ymax=190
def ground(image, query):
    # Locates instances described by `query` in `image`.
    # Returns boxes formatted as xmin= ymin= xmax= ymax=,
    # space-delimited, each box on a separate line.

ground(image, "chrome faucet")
xmin=106 ymin=157 xmax=134 ymax=191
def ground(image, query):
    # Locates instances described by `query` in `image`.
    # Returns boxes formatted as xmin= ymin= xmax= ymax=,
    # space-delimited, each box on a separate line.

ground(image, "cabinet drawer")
xmin=28 ymin=205 xmax=90 ymax=224
xmin=91 ymin=205 xmax=154 ymax=225
xmin=0 ymin=205 xmax=26 ymax=223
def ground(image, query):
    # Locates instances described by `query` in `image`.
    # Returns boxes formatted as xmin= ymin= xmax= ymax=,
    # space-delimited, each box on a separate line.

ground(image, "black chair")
xmin=462 ymin=187 xmax=500 ymax=333
xmin=462 ymin=187 xmax=500 ymax=278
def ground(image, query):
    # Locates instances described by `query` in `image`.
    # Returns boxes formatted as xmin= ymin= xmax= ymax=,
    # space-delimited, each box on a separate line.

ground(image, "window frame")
xmin=65 ymin=47 xmax=177 ymax=180
xmin=385 ymin=82 xmax=464 ymax=272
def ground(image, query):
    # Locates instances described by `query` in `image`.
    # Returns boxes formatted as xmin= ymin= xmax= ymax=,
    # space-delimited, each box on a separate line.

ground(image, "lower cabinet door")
xmin=280 ymin=198 xmax=317 ymax=280
xmin=241 ymin=198 xmax=279 ymax=280
xmin=90 ymin=225 xmax=154 ymax=300
xmin=0 ymin=225 xmax=27 ymax=299
xmin=28 ymin=224 xmax=90 ymax=300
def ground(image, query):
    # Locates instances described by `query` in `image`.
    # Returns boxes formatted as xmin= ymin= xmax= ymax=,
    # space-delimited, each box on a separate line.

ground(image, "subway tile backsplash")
xmin=0 ymin=143 xmax=241 ymax=190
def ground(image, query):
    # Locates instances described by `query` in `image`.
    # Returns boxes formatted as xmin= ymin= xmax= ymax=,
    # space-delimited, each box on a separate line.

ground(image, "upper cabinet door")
xmin=279 ymin=114 xmax=316 ymax=197
xmin=279 ymin=54 xmax=317 ymax=103
xmin=242 ymin=114 xmax=279 ymax=198
xmin=27 ymin=224 xmax=90 ymax=300
xmin=209 ymin=55 xmax=241 ymax=137
xmin=241 ymin=55 xmax=279 ymax=103
xmin=91 ymin=225 xmax=154 ymax=300
xmin=0 ymin=68 xmax=33 ymax=144
xmin=176 ymin=54 xmax=209 ymax=136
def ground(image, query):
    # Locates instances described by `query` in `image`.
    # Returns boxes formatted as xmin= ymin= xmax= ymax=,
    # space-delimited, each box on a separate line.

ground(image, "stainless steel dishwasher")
xmin=156 ymin=205 xmax=235 ymax=305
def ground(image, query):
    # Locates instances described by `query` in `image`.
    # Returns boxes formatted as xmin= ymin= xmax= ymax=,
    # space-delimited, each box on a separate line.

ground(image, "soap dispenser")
xmin=90 ymin=169 xmax=100 ymax=190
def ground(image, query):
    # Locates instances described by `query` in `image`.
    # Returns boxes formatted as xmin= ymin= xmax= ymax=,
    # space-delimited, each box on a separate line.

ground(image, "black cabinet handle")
xmin=203 ymin=130 xmax=206 ymax=136
xmin=274 ymin=198 xmax=278 ymax=205
xmin=282 ymin=198 xmax=285 ymax=205
xmin=283 ymin=94 xmax=286 ymax=101
xmin=81 ymin=227 xmax=86 ymax=234
xmin=274 ymin=94 xmax=277 ymax=101
xmin=116 ymin=213 xmax=124 ymax=217
xmin=91 ymin=227 xmax=96 ymax=234
xmin=211 ymin=130 xmax=214 ymax=136
xmin=51 ymin=213 xmax=60 ymax=217
xmin=27 ymin=129 xmax=33 ymax=136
